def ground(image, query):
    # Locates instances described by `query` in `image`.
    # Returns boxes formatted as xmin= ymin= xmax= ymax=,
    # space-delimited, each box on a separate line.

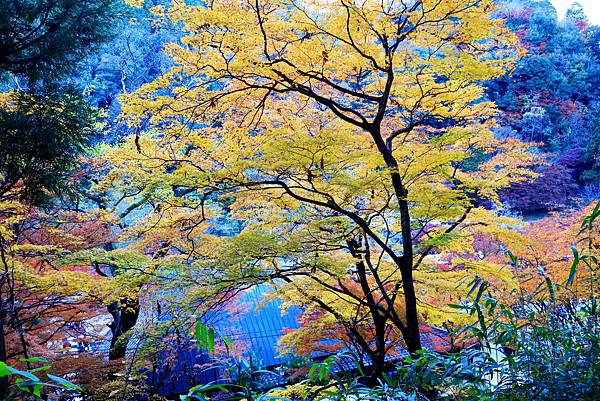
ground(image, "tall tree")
xmin=0 ymin=0 xmax=117 ymax=83
xmin=566 ymin=2 xmax=588 ymax=30
xmin=108 ymin=0 xmax=538 ymax=380
xmin=0 ymin=0 xmax=119 ymax=395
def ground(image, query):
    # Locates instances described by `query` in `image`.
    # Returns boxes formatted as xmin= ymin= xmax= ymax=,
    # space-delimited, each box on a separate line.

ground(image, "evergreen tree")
xmin=0 ymin=1 xmax=119 ymax=397
xmin=0 ymin=0 xmax=119 ymax=84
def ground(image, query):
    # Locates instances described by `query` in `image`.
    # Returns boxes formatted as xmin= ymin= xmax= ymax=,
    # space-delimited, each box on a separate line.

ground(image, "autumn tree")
xmin=107 ymin=0 xmax=539 ymax=380
xmin=566 ymin=2 xmax=588 ymax=31
xmin=511 ymin=203 xmax=599 ymax=303
xmin=0 ymin=0 xmax=121 ymax=395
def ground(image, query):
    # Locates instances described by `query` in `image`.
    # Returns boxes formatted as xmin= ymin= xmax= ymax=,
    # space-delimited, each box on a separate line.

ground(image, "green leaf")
xmin=29 ymin=366 xmax=51 ymax=374
xmin=318 ymin=365 xmax=327 ymax=381
xmin=0 ymin=362 xmax=10 ymax=377
xmin=466 ymin=277 xmax=481 ymax=298
xmin=194 ymin=321 xmax=204 ymax=350
xmin=474 ymin=279 xmax=488 ymax=303
xmin=7 ymin=366 xmax=39 ymax=381
xmin=504 ymin=249 xmax=518 ymax=266
xmin=47 ymin=373 xmax=83 ymax=391
xmin=208 ymin=327 xmax=215 ymax=354
xmin=308 ymin=364 xmax=319 ymax=379
xmin=223 ymin=336 xmax=233 ymax=354
xmin=565 ymin=245 xmax=580 ymax=287
xmin=201 ymin=324 xmax=208 ymax=350
xmin=544 ymin=277 xmax=556 ymax=303
xmin=19 ymin=357 xmax=48 ymax=364
xmin=189 ymin=382 xmax=231 ymax=394
xmin=16 ymin=380 xmax=44 ymax=398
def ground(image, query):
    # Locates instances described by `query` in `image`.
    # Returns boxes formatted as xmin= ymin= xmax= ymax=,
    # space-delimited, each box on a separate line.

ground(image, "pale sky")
xmin=550 ymin=0 xmax=600 ymax=25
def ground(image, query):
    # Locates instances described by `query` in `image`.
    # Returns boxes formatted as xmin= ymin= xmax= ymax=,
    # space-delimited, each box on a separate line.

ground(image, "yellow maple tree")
xmin=106 ymin=0 xmax=540 ymax=379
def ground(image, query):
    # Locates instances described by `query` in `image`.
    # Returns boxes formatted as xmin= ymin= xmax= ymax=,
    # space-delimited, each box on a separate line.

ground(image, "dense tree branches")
xmin=105 ymin=0 xmax=540 ymax=380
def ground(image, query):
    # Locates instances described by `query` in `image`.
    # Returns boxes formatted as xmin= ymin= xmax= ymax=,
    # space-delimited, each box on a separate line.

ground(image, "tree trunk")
xmin=368 ymin=316 xmax=388 ymax=384
xmin=108 ymin=297 xmax=140 ymax=360
xmin=367 ymin=126 xmax=422 ymax=354
xmin=0 ymin=303 xmax=8 ymax=399
xmin=0 ymin=241 xmax=10 ymax=399
xmin=348 ymin=240 xmax=391 ymax=383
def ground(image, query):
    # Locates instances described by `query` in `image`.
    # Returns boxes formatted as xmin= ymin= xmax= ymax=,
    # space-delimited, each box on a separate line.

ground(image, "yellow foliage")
xmin=268 ymin=383 xmax=321 ymax=401
xmin=123 ymin=0 xmax=144 ymax=8
xmin=102 ymin=0 xmax=541 ymax=357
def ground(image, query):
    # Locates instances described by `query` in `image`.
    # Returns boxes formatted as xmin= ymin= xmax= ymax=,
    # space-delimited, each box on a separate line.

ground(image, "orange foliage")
xmin=512 ymin=203 xmax=599 ymax=300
